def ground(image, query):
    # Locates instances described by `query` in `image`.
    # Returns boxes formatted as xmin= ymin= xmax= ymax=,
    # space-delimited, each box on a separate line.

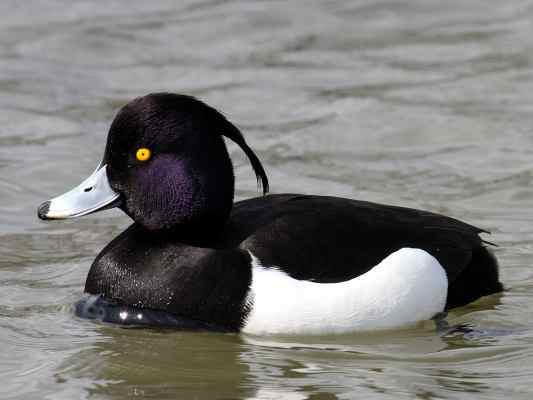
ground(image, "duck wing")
xmin=230 ymin=194 xmax=488 ymax=284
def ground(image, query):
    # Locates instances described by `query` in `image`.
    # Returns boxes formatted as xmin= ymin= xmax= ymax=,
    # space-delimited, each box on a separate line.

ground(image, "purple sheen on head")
xmin=121 ymin=154 xmax=234 ymax=232
xmin=125 ymin=155 xmax=199 ymax=230
xmin=101 ymin=93 xmax=260 ymax=233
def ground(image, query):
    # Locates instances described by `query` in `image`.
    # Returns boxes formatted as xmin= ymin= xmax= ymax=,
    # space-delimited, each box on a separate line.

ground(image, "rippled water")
xmin=2 ymin=0 xmax=533 ymax=398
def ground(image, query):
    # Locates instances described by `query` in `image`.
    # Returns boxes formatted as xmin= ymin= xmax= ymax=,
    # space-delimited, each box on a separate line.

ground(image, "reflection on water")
xmin=61 ymin=329 xmax=251 ymax=399
xmin=51 ymin=309 xmax=529 ymax=400
xmin=2 ymin=0 xmax=533 ymax=399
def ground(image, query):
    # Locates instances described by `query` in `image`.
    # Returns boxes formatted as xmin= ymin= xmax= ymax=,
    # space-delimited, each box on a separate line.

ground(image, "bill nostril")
xmin=37 ymin=201 xmax=51 ymax=220
xmin=84 ymin=186 xmax=93 ymax=192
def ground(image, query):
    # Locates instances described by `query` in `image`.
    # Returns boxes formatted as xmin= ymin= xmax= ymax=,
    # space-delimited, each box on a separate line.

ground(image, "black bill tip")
xmin=37 ymin=201 xmax=51 ymax=220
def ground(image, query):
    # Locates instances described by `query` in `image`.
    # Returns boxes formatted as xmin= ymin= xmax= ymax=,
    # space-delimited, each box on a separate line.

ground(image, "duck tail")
xmin=445 ymin=246 xmax=503 ymax=309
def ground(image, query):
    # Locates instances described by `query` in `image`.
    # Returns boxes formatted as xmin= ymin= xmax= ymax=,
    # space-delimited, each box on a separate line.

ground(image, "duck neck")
xmin=133 ymin=218 xmax=227 ymax=246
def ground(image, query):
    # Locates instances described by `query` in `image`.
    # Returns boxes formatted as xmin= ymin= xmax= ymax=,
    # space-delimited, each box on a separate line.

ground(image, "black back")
xmin=229 ymin=194 xmax=487 ymax=283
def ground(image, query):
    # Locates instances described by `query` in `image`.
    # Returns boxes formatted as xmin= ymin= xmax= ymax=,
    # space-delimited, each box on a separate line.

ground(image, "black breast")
xmin=85 ymin=223 xmax=253 ymax=331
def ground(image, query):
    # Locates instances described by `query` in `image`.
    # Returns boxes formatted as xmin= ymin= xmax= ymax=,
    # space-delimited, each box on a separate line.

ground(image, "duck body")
xmin=84 ymin=193 xmax=501 ymax=334
xmin=38 ymin=93 xmax=502 ymax=334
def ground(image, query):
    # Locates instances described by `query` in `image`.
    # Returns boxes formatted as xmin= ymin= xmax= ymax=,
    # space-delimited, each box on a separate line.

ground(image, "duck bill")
xmin=37 ymin=164 xmax=120 ymax=220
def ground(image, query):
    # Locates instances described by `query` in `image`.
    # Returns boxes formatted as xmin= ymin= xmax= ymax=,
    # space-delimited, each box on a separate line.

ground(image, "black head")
xmin=102 ymin=93 xmax=268 ymax=232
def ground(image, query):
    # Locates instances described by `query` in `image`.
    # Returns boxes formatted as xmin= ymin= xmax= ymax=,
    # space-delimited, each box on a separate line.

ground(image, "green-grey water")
xmin=2 ymin=1 xmax=533 ymax=399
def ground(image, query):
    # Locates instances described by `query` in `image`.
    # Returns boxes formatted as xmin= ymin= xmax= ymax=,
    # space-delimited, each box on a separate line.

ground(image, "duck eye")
xmin=136 ymin=148 xmax=151 ymax=162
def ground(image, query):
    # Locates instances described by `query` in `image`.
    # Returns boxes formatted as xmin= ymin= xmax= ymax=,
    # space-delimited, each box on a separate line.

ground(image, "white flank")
xmin=242 ymin=248 xmax=448 ymax=335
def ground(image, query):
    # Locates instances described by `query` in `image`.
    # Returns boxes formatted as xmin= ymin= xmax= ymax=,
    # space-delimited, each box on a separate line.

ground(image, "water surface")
xmin=2 ymin=1 xmax=533 ymax=399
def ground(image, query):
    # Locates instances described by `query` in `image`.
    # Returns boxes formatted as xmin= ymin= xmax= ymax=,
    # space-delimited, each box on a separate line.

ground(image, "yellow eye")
xmin=136 ymin=148 xmax=151 ymax=162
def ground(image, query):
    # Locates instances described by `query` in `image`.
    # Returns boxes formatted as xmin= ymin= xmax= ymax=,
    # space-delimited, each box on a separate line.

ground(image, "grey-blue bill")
xmin=37 ymin=164 xmax=120 ymax=220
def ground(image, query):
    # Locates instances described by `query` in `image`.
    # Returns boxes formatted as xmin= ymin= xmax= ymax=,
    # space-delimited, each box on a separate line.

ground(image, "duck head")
xmin=37 ymin=93 xmax=268 ymax=234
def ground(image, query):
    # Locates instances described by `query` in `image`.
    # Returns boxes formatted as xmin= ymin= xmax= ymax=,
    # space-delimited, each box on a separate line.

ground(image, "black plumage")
xmin=38 ymin=93 xmax=503 ymax=332
xmin=84 ymin=193 xmax=501 ymax=330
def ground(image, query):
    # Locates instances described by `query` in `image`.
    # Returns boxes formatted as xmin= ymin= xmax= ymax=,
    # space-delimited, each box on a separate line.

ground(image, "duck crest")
xmin=101 ymin=93 xmax=268 ymax=232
